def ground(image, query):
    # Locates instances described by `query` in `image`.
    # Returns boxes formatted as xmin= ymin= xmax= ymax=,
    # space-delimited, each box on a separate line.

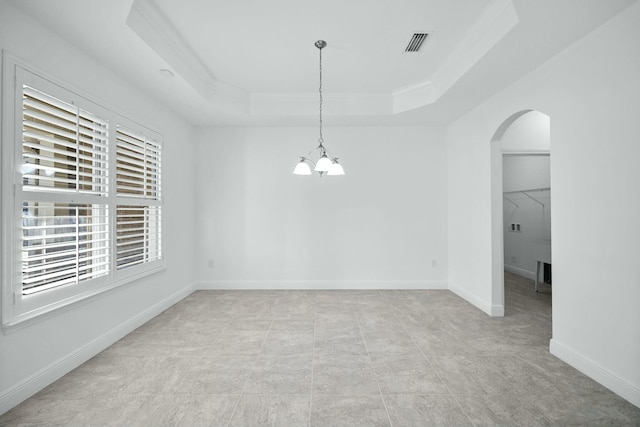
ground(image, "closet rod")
xmin=503 ymin=196 xmax=519 ymax=208
xmin=503 ymin=187 xmax=550 ymax=195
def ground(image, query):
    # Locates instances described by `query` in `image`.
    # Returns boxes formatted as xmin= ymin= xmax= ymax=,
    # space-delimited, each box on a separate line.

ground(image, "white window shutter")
xmin=115 ymin=126 xmax=162 ymax=270
xmin=22 ymin=86 xmax=109 ymax=196
xmin=20 ymin=86 xmax=110 ymax=295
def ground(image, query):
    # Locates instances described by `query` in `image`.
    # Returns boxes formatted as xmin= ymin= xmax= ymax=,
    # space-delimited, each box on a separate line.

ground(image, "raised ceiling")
xmin=151 ymin=0 xmax=493 ymax=94
xmin=10 ymin=0 xmax=637 ymax=126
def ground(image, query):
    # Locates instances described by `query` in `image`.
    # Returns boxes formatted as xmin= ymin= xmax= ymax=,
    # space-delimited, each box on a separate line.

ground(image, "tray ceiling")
xmin=9 ymin=0 xmax=637 ymax=126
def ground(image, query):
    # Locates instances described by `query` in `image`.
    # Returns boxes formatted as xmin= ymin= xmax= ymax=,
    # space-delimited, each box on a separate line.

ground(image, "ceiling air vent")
xmin=405 ymin=33 xmax=429 ymax=52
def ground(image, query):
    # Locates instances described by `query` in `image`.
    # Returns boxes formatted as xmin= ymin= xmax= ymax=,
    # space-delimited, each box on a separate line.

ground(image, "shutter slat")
xmin=23 ymin=141 xmax=108 ymax=166
xmin=116 ymin=129 xmax=146 ymax=146
xmin=24 ymin=122 xmax=108 ymax=151
xmin=23 ymin=86 xmax=76 ymax=114
xmin=23 ymin=109 xmax=77 ymax=134
xmin=116 ymin=172 xmax=145 ymax=184
xmin=116 ymin=138 xmax=146 ymax=154
xmin=116 ymin=152 xmax=145 ymax=168
xmin=23 ymin=276 xmax=77 ymax=295
xmin=116 ymin=177 xmax=146 ymax=187
xmin=24 ymin=237 xmax=110 ymax=255
xmin=23 ymin=87 xmax=108 ymax=128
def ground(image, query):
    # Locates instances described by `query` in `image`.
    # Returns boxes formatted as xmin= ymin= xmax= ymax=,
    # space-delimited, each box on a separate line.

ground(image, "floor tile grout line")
xmin=224 ymin=318 xmax=273 ymax=427
xmin=394 ymin=308 xmax=478 ymax=427
xmin=217 ymin=318 xmax=234 ymax=335
xmin=309 ymin=290 xmax=317 ymax=427
xmin=355 ymin=309 xmax=393 ymax=427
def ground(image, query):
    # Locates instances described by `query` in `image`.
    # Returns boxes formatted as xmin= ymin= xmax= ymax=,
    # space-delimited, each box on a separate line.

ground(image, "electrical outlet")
xmin=208 ymin=259 xmax=214 ymax=268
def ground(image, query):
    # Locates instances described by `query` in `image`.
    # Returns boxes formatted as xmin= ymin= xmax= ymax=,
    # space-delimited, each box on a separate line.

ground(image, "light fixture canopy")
xmin=292 ymin=40 xmax=345 ymax=177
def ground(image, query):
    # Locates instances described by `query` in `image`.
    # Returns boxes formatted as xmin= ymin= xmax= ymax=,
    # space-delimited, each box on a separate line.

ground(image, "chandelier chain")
xmin=318 ymin=45 xmax=323 ymax=147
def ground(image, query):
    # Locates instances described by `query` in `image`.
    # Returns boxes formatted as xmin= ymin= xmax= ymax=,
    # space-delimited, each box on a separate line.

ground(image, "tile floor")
xmin=2 ymin=272 xmax=639 ymax=426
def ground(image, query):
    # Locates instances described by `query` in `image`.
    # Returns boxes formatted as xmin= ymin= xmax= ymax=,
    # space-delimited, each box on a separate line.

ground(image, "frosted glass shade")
xmin=327 ymin=161 xmax=345 ymax=175
xmin=293 ymin=161 xmax=312 ymax=175
xmin=315 ymin=155 xmax=332 ymax=172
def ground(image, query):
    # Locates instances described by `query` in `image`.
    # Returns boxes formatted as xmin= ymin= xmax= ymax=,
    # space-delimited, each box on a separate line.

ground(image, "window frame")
xmin=1 ymin=54 xmax=165 ymax=328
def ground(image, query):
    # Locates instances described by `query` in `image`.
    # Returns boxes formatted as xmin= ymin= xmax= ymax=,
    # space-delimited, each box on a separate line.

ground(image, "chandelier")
xmin=293 ymin=40 xmax=345 ymax=176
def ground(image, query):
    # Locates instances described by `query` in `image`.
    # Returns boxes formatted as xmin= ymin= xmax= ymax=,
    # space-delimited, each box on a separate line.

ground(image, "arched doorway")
xmin=490 ymin=110 xmax=551 ymax=315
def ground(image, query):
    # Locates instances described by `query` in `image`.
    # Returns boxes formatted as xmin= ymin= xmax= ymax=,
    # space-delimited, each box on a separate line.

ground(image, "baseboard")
xmin=504 ymin=264 xmax=536 ymax=280
xmin=197 ymin=280 xmax=448 ymax=290
xmin=0 ymin=282 xmax=196 ymax=416
xmin=449 ymin=281 xmax=504 ymax=317
xmin=550 ymin=339 xmax=640 ymax=408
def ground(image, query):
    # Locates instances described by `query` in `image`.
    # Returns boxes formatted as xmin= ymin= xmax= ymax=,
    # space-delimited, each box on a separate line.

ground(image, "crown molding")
xmin=392 ymin=0 xmax=518 ymax=113
xmin=393 ymin=80 xmax=435 ymax=114
xmin=127 ymin=0 xmax=249 ymax=112
xmin=431 ymin=0 xmax=519 ymax=99
xmin=250 ymin=93 xmax=392 ymax=116
xmin=127 ymin=0 xmax=517 ymax=117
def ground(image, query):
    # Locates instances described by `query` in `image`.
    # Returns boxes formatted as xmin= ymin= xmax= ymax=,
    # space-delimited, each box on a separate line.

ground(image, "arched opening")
xmin=490 ymin=110 xmax=551 ymax=317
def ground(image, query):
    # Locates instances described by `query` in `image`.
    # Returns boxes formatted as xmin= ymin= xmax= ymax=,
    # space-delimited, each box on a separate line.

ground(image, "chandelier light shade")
xmin=293 ymin=40 xmax=345 ymax=177
xmin=293 ymin=159 xmax=312 ymax=175
xmin=314 ymin=154 xmax=333 ymax=172
xmin=327 ymin=159 xmax=345 ymax=175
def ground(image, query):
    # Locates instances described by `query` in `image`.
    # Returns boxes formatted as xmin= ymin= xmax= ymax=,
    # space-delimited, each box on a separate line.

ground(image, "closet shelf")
xmin=503 ymin=187 xmax=550 ymax=208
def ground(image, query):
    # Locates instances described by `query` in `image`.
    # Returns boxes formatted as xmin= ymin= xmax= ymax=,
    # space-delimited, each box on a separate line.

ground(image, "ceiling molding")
xmin=392 ymin=80 xmax=435 ymax=114
xmin=127 ymin=0 xmax=517 ymax=118
xmin=430 ymin=0 xmax=519 ymax=98
xmin=250 ymin=93 xmax=392 ymax=116
xmin=392 ymin=0 xmax=519 ymax=113
xmin=126 ymin=0 xmax=249 ymax=111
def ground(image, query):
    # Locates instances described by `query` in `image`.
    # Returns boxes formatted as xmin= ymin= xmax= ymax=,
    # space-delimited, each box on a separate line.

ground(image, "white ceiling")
xmin=153 ymin=0 xmax=493 ymax=94
xmin=10 ymin=0 xmax=637 ymax=127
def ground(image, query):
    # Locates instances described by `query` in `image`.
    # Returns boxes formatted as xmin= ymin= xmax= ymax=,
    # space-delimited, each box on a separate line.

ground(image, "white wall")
xmin=503 ymin=155 xmax=550 ymax=193
xmin=195 ymin=126 xmax=448 ymax=289
xmin=0 ymin=2 xmax=197 ymax=413
xmin=500 ymin=110 xmax=550 ymax=154
xmin=503 ymin=155 xmax=551 ymax=278
xmin=447 ymin=1 xmax=640 ymax=407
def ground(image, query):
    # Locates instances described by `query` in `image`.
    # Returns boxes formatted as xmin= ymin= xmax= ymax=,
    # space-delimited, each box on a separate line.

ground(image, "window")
xmin=22 ymin=202 xmax=110 ymax=295
xmin=2 ymin=60 xmax=164 ymax=326
xmin=115 ymin=126 xmax=162 ymax=270
xmin=20 ymin=86 xmax=110 ymax=296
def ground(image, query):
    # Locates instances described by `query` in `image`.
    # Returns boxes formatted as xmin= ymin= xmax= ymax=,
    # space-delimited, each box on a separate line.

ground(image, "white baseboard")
xmin=197 ymin=280 xmax=448 ymax=290
xmin=449 ymin=281 xmax=504 ymax=317
xmin=550 ymin=339 xmax=640 ymax=408
xmin=0 ymin=282 xmax=196 ymax=416
xmin=504 ymin=264 xmax=536 ymax=280
xmin=490 ymin=304 xmax=505 ymax=317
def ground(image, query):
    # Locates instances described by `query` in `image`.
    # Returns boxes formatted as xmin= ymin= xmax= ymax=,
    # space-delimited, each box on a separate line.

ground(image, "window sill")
xmin=2 ymin=264 xmax=166 ymax=333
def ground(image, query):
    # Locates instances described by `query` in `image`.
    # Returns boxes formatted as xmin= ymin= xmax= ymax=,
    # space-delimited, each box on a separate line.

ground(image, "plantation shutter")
xmin=22 ymin=86 xmax=109 ymax=195
xmin=20 ymin=86 xmax=110 ymax=295
xmin=115 ymin=126 xmax=162 ymax=270
xmin=21 ymin=203 xmax=110 ymax=295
